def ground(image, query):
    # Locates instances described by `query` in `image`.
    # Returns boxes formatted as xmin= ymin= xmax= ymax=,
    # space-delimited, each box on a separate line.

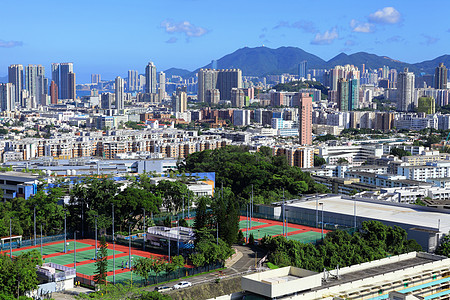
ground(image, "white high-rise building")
xmin=127 ymin=70 xmax=138 ymax=92
xmin=397 ymin=68 xmax=415 ymax=112
xmin=158 ymin=71 xmax=166 ymax=100
xmin=145 ymin=62 xmax=157 ymax=94
xmin=115 ymin=76 xmax=124 ymax=111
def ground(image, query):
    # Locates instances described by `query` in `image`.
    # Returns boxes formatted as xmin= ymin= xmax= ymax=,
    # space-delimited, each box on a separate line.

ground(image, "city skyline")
xmin=0 ymin=0 xmax=449 ymax=82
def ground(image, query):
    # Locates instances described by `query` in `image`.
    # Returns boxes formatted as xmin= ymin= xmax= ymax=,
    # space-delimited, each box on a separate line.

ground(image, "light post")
xmin=74 ymin=231 xmax=77 ymax=270
xmin=182 ymin=196 xmax=185 ymax=220
xmin=319 ymin=202 xmax=324 ymax=240
xmin=64 ymin=209 xmax=67 ymax=253
xmin=143 ymin=208 xmax=146 ymax=251
xmin=128 ymin=223 xmax=132 ymax=270
xmin=285 ymin=209 xmax=289 ymax=239
xmin=316 ymin=197 xmax=319 ymax=228
xmin=34 ymin=207 xmax=36 ymax=247
xmin=353 ymin=199 xmax=357 ymax=230
xmin=9 ymin=217 xmax=13 ymax=257
xmin=112 ymin=204 xmax=115 ymax=284
xmin=177 ymin=218 xmax=180 ymax=255
xmin=94 ymin=215 xmax=98 ymax=260
xmin=40 ymin=223 xmax=44 ymax=257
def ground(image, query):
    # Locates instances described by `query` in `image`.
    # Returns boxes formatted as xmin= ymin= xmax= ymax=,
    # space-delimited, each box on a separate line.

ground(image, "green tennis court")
xmin=246 ymin=225 xmax=298 ymax=238
xmin=12 ymin=241 xmax=92 ymax=257
xmin=239 ymin=220 xmax=267 ymax=229
xmin=288 ymin=231 xmax=324 ymax=242
xmin=75 ymin=255 xmax=147 ymax=276
xmin=106 ymin=270 xmax=146 ymax=283
xmin=45 ymin=249 xmax=124 ymax=265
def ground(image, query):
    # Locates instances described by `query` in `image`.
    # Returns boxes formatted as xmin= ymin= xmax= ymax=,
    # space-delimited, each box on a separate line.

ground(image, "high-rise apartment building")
xmin=51 ymin=63 xmax=60 ymax=98
xmin=337 ymin=79 xmax=349 ymax=111
xmin=59 ymin=63 xmax=74 ymax=99
xmin=91 ymin=74 xmax=101 ymax=85
xmin=172 ymin=87 xmax=187 ymax=113
xmin=68 ymin=72 xmax=76 ymax=100
xmin=24 ymin=64 xmax=46 ymax=107
xmin=158 ymin=71 xmax=166 ymax=100
xmin=127 ymin=70 xmax=138 ymax=92
xmin=297 ymin=93 xmax=313 ymax=145
xmin=397 ymin=68 xmax=415 ymax=112
xmin=298 ymin=61 xmax=307 ymax=78
xmin=231 ymin=88 xmax=245 ymax=108
xmin=198 ymin=69 xmax=218 ymax=103
xmin=50 ymin=81 xmax=58 ymax=105
xmin=101 ymin=92 xmax=115 ymax=109
xmin=8 ymin=64 xmax=23 ymax=107
xmin=216 ymin=69 xmax=242 ymax=101
xmin=207 ymin=89 xmax=220 ymax=104
xmin=435 ymin=63 xmax=448 ymax=90
xmin=145 ymin=62 xmax=157 ymax=94
xmin=0 ymin=83 xmax=15 ymax=112
xmin=115 ymin=76 xmax=124 ymax=111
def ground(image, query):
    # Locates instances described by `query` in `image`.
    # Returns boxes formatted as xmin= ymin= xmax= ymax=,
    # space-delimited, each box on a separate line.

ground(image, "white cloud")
xmin=368 ymin=7 xmax=401 ymax=24
xmin=274 ymin=20 xmax=317 ymax=33
xmin=0 ymin=40 xmax=23 ymax=48
xmin=161 ymin=20 xmax=208 ymax=37
xmin=422 ymin=35 xmax=439 ymax=45
xmin=165 ymin=37 xmax=178 ymax=44
xmin=350 ymin=19 xmax=374 ymax=33
xmin=311 ymin=28 xmax=338 ymax=45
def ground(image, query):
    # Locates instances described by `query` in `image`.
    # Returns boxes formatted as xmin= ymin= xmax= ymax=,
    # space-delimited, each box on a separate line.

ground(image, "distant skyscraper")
xmin=91 ymin=74 xmax=101 ymax=85
xmin=216 ymin=69 xmax=242 ymax=100
xmin=435 ymin=63 xmax=448 ymax=89
xmin=172 ymin=87 xmax=187 ymax=113
xmin=101 ymin=92 xmax=115 ymax=109
xmin=128 ymin=70 xmax=138 ymax=91
xmin=337 ymin=79 xmax=349 ymax=111
xmin=50 ymin=80 xmax=58 ymax=105
xmin=145 ymin=62 xmax=157 ymax=94
xmin=0 ymin=83 xmax=15 ymax=112
xmin=231 ymin=88 xmax=245 ymax=108
xmin=24 ymin=64 xmax=45 ymax=106
xmin=349 ymin=78 xmax=359 ymax=110
xmin=297 ymin=92 xmax=313 ymax=145
xmin=51 ymin=63 xmax=60 ymax=98
xmin=68 ymin=72 xmax=76 ymax=100
xmin=389 ymin=69 xmax=398 ymax=89
xmin=211 ymin=60 xmax=218 ymax=69
xmin=198 ymin=69 xmax=218 ymax=103
xmin=8 ymin=64 xmax=23 ymax=107
xmin=158 ymin=71 xmax=166 ymax=100
xmin=298 ymin=61 xmax=307 ymax=78
xmin=397 ymin=68 xmax=415 ymax=112
xmin=115 ymin=76 xmax=124 ymax=111
xmin=60 ymin=63 xmax=74 ymax=99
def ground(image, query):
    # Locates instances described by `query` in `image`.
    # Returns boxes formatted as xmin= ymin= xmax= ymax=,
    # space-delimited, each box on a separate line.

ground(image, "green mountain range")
xmin=166 ymin=46 xmax=450 ymax=78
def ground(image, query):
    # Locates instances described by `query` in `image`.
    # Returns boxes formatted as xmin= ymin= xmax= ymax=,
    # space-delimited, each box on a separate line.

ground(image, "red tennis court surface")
xmin=239 ymin=216 xmax=330 ymax=241
xmin=5 ymin=239 xmax=168 ymax=283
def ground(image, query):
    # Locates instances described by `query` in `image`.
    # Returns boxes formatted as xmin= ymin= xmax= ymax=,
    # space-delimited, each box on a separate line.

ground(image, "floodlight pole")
xmin=40 ymin=224 xmax=43 ymax=257
xmin=64 ymin=209 xmax=67 ymax=253
xmin=9 ymin=218 xmax=12 ymax=257
xmin=143 ymin=208 xmax=146 ymax=251
xmin=74 ymin=231 xmax=77 ymax=270
xmin=34 ymin=207 xmax=36 ymax=246
xmin=129 ymin=223 xmax=131 ymax=269
xmin=112 ymin=204 xmax=115 ymax=284
xmin=95 ymin=215 xmax=98 ymax=260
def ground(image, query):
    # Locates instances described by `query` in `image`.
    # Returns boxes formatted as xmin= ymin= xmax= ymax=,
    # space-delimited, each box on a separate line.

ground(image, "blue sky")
xmin=0 ymin=0 xmax=449 ymax=82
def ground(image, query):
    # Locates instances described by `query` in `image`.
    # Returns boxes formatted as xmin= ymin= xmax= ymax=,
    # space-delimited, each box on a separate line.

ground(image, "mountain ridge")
xmin=168 ymin=46 xmax=450 ymax=78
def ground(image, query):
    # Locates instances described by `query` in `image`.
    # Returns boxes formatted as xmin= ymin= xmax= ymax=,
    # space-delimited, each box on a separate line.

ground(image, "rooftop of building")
xmin=287 ymin=195 xmax=450 ymax=233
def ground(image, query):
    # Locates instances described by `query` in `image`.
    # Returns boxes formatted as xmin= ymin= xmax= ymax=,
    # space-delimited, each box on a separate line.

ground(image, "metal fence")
xmin=0 ymin=233 xmax=68 ymax=251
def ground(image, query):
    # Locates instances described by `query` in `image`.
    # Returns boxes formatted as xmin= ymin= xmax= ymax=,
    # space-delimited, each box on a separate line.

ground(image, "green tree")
xmin=314 ymin=155 xmax=327 ymax=167
xmin=390 ymin=147 xmax=411 ymax=158
xmin=94 ymin=236 xmax=108 ymax=285
xmin=133 ymin=257 xmax=153 ymax=286
xmin=436 ymin=234 xmax=450 ymax=257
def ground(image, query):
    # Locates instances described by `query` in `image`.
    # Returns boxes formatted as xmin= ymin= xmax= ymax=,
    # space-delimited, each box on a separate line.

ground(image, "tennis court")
xmin=246 ymin=225 xmax=299 ymax=238
xmin=239 ymin=220 xmax=267 ymax=229
xmin=75 ymin=255 xmax=147 ymax=276
xmin=11 ymin=241 xmax=92 ymax=256
xmin=106 ymin=270 xmax=146 ymax=283
xmin=288 ymin=231 xmax=325 ymax=242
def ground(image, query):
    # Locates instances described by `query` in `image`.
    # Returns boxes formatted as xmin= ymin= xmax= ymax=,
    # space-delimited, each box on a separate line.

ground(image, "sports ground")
xmin=5 ymin=239 xmax=167 ymax=284
xmin=239 ymin=216 xmax=330 ymax=242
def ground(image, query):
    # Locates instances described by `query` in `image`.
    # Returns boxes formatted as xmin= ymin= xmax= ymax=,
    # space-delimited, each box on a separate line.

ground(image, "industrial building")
xmin=242 ymin=252 xmax=450 ymax=300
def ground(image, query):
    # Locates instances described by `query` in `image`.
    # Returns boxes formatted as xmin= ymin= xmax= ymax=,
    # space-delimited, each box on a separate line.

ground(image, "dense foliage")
xmin=94 ymin=236 xmax=108 ymax=285
xmin=0 ymin=250 xmax=42 ymax=298
xmin=179 ymin=146 xmax=328 ymax=205
xmin=390 ymin=147 xmax=411 ymax=158
xmin=435 ymin=234 xmax=450 ymax=257
xmin=261 ymin=221 xmax=422 ymax=272
xmin=272 ymin=80 xmax=329 ymax=98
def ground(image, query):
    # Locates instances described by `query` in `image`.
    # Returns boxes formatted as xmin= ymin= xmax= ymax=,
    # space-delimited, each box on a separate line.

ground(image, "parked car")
xmin=173 ymin=281 xmax=192 ymax=289
xmin=154 ymin=285 xmax=171 ymax=292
